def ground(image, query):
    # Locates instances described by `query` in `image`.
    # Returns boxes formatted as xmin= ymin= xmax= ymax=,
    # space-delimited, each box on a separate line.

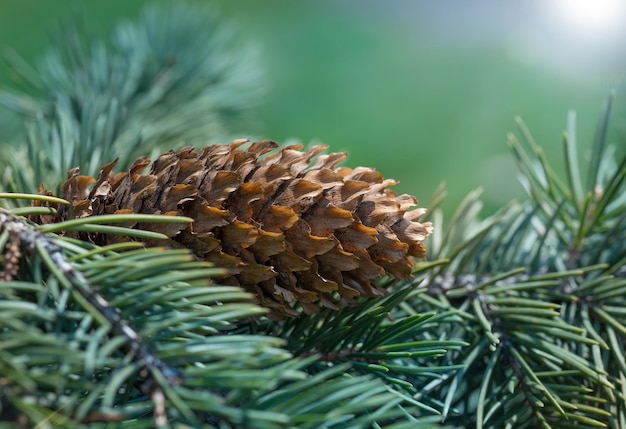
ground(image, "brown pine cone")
xmin=39 ymin=140 xmax=432 ymax=319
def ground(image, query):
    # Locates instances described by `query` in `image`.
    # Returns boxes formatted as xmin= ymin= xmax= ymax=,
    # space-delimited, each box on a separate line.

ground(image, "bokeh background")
xmin=1 ymin=0 xmax=625 ymax=216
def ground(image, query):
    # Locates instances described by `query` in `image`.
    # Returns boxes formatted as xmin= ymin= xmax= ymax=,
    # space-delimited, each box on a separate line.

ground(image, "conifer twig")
xmin=0 ymin=208 xmax=182 ymax=387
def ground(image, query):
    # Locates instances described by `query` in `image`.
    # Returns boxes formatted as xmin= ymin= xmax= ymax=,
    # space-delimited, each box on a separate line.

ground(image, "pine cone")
xmin=39 ymin=141 xmax=432 ymax=318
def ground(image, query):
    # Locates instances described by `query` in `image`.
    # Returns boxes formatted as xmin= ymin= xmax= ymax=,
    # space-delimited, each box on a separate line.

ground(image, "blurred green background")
xmin=1 ymin=0 xmax=624 ymax=216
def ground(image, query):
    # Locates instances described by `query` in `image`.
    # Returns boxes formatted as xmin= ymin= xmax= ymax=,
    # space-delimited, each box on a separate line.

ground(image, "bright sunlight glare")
xmin=550 ymin=0 xmax=625 ymax=37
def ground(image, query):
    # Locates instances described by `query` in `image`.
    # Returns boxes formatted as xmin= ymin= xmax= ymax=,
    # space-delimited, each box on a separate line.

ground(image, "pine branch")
xmin=0 ymin=208 xmax=183 ymax=387
xmin=1 ymin=199 xmax=442 ymax=427
xmin=251 ymin=267 xmax=467 ymax=415
xmin=0 ymin=2 xmax=261 ymax=195
xmin=405 ymin=92 xmax=626 ymax=428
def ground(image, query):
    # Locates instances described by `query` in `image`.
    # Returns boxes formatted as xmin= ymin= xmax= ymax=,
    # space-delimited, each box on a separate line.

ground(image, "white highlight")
xmin=550 ymin=0 xmax=625 ymax=36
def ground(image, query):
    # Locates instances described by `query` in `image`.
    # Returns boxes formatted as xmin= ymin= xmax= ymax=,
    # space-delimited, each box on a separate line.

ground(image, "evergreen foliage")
xmin=413 ymin=94 xmax=626 ymax=428
xmin=1 ymin=3 xmax=625 ymax=428
xmin=0 ymin=2 xmax=260 ymax=195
